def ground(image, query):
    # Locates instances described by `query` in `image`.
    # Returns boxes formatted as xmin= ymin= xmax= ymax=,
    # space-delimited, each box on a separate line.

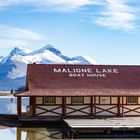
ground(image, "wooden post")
xmin=117 ymin=96 xmax=120 ymax=117
xmin=62 ymin=97 xmax=66 ymax=118
xmin=30 ymin=97 xmax=36 ymax=117
xmin=122 ymin=97 xmax=124 ymax=117
xmin=33 ymin=97 xmax=36 ymax=117
xmin=29 ymin=97 xmax=33 ymax=117
xmin=90 ymin=96 xmax=93 ymax=118
xmin=93 ymin=96 xmax=96 ymax=118
xmin=110 ymin=96 xmax=112 ymax=104
xmin=17 ymin=97 xmax=21 ymax=117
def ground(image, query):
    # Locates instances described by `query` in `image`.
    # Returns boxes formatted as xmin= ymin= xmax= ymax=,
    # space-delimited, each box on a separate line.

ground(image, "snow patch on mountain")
xmin=31 ymin=50 xmax=66 ymax=63
xmin=7 ymin=61 xmax=27 ymax=79
xmin=1 ymin=47 xmax=31 ymax=64
xmin=82 ymin=55 xmax=97 ymax=65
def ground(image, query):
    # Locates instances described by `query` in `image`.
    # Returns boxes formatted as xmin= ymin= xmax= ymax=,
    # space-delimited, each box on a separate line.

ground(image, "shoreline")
xmin=0 ymin=93 xmax=13 ymax=96
xmin=0 ymin=125 xmax=9 ymax=129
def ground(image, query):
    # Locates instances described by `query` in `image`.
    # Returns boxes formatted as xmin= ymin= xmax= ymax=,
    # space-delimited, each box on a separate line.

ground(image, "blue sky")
xmin=0 ymin=0 xmax=140 ymax=65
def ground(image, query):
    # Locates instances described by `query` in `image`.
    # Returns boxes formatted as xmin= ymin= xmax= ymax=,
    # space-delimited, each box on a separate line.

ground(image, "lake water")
xmin=0 ymin=97 xmax=140 ymax=140
xmin=0 ymin=127 xmax=140 ymax=140
xmin=0 ymin=97 xmax=29 ymax=114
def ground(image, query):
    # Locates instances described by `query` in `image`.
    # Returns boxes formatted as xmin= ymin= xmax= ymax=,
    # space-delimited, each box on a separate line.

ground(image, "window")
xmin=72 ymin=97 xmax=84 ymax=104
xmin=44 ymin=97 xmax=55 ymax=104
xmin=127 ymin=97 xmax=138 ymax=104
xmin=101 ymin=99 xmax=108 ymax=104
xmin=100 ymin=97 xmax=110 ymax=104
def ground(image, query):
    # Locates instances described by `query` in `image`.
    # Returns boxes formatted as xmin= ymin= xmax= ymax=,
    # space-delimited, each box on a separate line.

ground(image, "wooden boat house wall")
xmin=15 ymin=64 xmax=140 ymax=118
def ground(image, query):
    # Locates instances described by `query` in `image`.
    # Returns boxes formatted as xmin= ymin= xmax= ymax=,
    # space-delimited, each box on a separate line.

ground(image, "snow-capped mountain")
xmin=0 ymin=45 xmax=97 ymax=91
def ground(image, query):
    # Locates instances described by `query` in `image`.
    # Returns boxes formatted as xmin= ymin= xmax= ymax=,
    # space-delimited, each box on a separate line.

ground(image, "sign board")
xmin=53 ymin=67 xmax=119 ymax=78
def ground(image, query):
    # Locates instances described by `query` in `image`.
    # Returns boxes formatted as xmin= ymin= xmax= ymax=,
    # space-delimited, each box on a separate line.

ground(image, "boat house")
xmin=15 ymin=64 xmax=140 ymax=119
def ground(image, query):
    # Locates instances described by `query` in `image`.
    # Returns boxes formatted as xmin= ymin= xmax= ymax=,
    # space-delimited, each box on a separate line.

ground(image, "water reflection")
xmin=0 ymin=127 xmax=140 ymax=140
xmin=0 ymin=127 xmax=62 ymax=140
xmin=0 ymin=97 xmax=29 ymax=114
xmin=20 ymin=128 xmax=63 ymax=140
xmin=0 ymin=127 xmax=16 ymax=140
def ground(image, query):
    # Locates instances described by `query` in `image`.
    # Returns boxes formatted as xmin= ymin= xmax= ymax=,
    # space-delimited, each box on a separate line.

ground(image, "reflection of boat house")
xmin=15 ymin=64 xmax=140 ymax=118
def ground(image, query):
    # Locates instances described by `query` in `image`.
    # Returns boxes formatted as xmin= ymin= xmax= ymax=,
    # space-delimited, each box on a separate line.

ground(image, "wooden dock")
xmin=0 ymin=114 xmax=62 ymax=128
xmin=0 ymin=114 xmax=19 ymax=127
xmin=63 ymin=117 xmax=140 ymax=138
xmin=19 ymin=116 xmax=62 ymax=128
xmin=1 ymin=114 xmax=140 ymax=138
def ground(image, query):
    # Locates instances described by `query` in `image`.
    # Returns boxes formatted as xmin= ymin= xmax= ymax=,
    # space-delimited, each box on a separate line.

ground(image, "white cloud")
xmin=0 ymin=39 xmax=28 ymax=47
xmin=0 ymin=25 xmax=44 ymax=40
xmin=0 ymin=0 xmax=97 ymax=11
xmin=0 ymin=25 xmax=46 ymax=52
xmin=94 ymin=0 xmax=137 ymax=31
xmin=0 ymin=0 xmax=138 ymax=31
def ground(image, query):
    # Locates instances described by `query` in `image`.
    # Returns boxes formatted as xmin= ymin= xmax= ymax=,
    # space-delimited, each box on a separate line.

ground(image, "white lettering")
xmin=102 ymin=69 xmax=108 ymax=73
xmin=113 ymin=69 xmax=119 ymax=73
xmin=87 ymin=73 xmax=106 ymax=78
xmin=53 ymin=67 xmax=119 ymax=78
xmin=75 ymin=69 xmax=81 ymax=73
xmin=96 ymin=69 xmax=102 ymax=73
xmin=67 ymin=68 xmax=74 ymax=73
xmin=96 ymin=68 xmax=119 ymax=74
xmin=107 ymin=69 xmax=113 ymax=73
xmin=62 ymin=68 xmax=68 ymax=73
xmin=69 ymin=73 xmax=85 ymax=77
xmin=87 ymin=68 xmax=93 ymax=73
xmin=53 ymin=67 xmax=94 ymax=73
xmin=53 ymin=68 xmax=61 ymax=73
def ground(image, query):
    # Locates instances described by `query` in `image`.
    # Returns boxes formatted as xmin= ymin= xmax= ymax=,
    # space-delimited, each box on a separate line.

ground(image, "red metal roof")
xmin=15 ymin=64 xmax=140 ymax=96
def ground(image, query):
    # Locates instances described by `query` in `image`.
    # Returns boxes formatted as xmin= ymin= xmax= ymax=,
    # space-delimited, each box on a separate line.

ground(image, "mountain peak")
xmin=42 ymin=44 xmax=55 ymax=50
xmin=45 ymin=45 xmax=61 ymax=55
xmin=31 ymin=44 xmax=62 ymax=56
xmin=10 ymin=47 xmax=30 ymax=56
